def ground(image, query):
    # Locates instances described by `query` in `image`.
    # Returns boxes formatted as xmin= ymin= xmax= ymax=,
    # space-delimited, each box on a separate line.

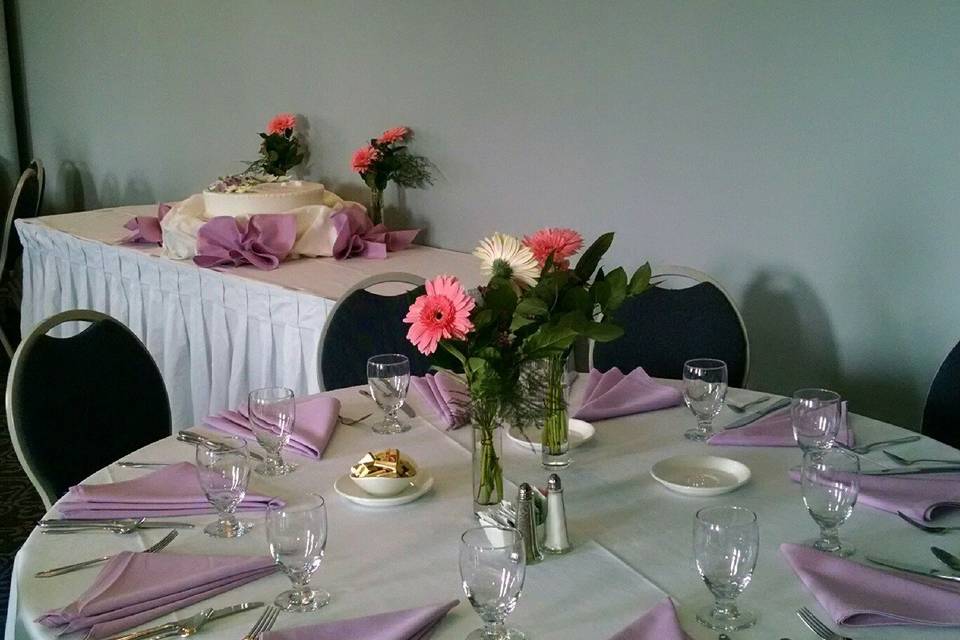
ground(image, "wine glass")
xmin=266 ymin=495 xmax=330 ymax=612
xmin=367 ymin=354 xmax=411 ymax=435
xmin=801 ymin=448 xmax=860 ymax=557
xmin=694 ymin=505 xmax=759 ymax=631
xmin=460 ymin=526 xmax=526 ymax=640
xmin=791 ymin=388 xmax=842 ymax=452
xmin=195 ymin=436 xmax=253 ymax=538
xmin=249 ymin=387 xmax=297 ymax=476
xmin=682 ymin=359 xmax=728 ymax=441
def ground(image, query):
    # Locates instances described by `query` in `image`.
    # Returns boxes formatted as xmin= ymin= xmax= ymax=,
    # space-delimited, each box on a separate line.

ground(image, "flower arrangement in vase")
xmin=351 ymin=126 xmax=433 ymax=226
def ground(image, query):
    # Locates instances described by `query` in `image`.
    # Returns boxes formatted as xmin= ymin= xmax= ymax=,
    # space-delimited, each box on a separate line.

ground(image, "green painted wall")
xmin=13 ymin=0 xmax=960 ymax=429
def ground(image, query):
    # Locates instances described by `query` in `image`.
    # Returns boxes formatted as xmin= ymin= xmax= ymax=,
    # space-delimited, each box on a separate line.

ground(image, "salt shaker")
xmin=516 ymin=483 xmax=543 ymax=564
xmin=543 ymin=473 xmax=571 ymax=554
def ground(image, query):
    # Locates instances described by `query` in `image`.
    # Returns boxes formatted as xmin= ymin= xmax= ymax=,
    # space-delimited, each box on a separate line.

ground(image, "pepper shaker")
xmin=544 ymin=473 xmax=571 ymax=554
xmin=516 ymin=483 xmax=543 ymax=564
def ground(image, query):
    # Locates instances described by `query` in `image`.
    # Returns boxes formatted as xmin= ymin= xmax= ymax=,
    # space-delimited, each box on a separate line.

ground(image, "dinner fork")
xmin=883 ymin=450 xmax=960 ymax=466
xmin=897 ymin=510 xmax=960 ymax=534
xmin=726 ymin=395 xmax=771 ymax=413
xmin=35 ymin=529 xmax=178 ymax=578
xmin=796 ymin=607 xmax=851 ymax=640
xmin=41 ymin=517 xmax=146 ymax=534
xmin=177 ymin=431 xmax=266 ymax=462
xmin=834 ymin=435 xmax=921 ymax=454
xmin=241 ymin=605 xmax=280 ymax=640
xmin=339 ymin=412 xmax=372 ymax=426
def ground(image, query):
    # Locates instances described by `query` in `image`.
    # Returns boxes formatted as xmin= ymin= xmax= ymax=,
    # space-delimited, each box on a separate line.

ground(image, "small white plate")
xmin=650 ymin=455 xmax=751 ymax=496
xmin=506 ymin=419 xmax=596 ymax=451
xmin=334 ymin=471 xmax=434 ymax=507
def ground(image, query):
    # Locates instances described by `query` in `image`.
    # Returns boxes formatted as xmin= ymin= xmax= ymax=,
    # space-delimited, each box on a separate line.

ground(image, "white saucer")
xmin=506 ymin=419 xmax=596 ymax=451
xmin=650 ymin=455 xmax=751 ymax=496
xmin=333 ymin=471 xmax=434 ymax=507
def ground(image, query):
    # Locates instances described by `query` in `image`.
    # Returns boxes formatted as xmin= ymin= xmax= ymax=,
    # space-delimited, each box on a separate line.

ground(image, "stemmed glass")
xmin=694 ymin=505 xmax=759 ymax=631
xmin=801 ymin=448 xmax=860 ymax=557
xmin=367 ymin=354 xmax=411 ymax=435
xmin=249 ymin=387 xmax=297 ymax=476
xmin=792 ymin=388 xmax=842 ymax=452
xmin=195 ymin=436 xmax=253 ymax=538
xmin=682 ymin=359 xmax=728 ymax=441
xmin=460 ymin=526 xmax=526 ymax=640
xmin=266 ymin=495 xmax=330 ymax=612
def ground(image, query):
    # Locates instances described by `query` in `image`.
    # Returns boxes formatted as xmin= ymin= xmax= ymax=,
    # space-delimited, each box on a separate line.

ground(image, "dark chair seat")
xmin=922 ymin=340 xmax=960 ymax=449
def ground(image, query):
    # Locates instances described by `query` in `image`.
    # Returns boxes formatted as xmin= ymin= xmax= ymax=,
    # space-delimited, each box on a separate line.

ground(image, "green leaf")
xmin=515 ymin=297 xmax=548 ymax=318
xmin=578 ymin=321 xmax=624 ymax=342
xmin=592 ymin=279 xmax=611 ymax=309
xmin=522 ymin=325 xmax=579 ymax=358
xmin=440 ymin=341 xmax=467 ymax=365
xmin=629 ymin=262 xmax=652 ymax=295
xmin=483 ymin=281 xmax=518 ymax=313
xmin=510 ymin=315 xmax=537 ymax=332
xmin=604 ymin=267 xmax=628 ymax=312
xmin=560 ymin=287 xmax=591 ymax=313
xmin=574 ymin=232 xmax=614 ymax=281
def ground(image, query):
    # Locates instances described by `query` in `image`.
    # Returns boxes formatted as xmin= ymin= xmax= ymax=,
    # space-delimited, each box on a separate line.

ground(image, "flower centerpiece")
xmin=351 ymin=126 xmax=433 ymax=226
xmin=207 ymin=112 xmax=306 ymax=192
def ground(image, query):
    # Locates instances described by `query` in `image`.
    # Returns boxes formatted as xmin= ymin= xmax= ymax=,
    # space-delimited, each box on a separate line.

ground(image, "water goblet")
xmin=694 ymin=505 xmax=759 ymax=631
xmin=801 ymin=448 xmax=860 ymax=557
xmin=266 ymin=495 xmax=330 ymax=612
xmin=249 ymin=387 xmax=297 ymax=476
xmin=367 ymin=354 xmax=411 ymax=435
xmin=682 ymin=359 xmax=728 ymax=441
xmin=460 ymin=526 xmax=526 ymax=640
xmin=195 ymin=436 xmax=253 ymax=538
xmin=792 ymin=388 xmax=842 ymax=452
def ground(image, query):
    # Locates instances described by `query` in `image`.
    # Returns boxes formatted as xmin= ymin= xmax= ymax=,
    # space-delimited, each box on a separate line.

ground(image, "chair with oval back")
xmin=591 ymin=265 xmax=750 ymax=387
xmin=922 ymin=339 xmax=960 ymax=449
xmin=6 ymin=309 xmax=172 ymax=509
xmin=318 ymin=272 xmax=432 ymax=391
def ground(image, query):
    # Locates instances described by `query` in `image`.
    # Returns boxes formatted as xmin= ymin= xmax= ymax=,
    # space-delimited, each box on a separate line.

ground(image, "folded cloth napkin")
xmin=203 ymin=395 xmax=341 ymax=459
xmin=57 ymin=462 xmax=276 ymax=519
xmin=38 ymin=550 xmax=277 ymax=639
xmin=263 ymin=600 xmax=458 ymax=640
xmin=573 ymin=368 xmax=683 ymax=421
xmin=709 ymin=401 xmax=853 ymax=447
xmin=330 ymin=203 xmax=420 ymax=260
xmin=606 ymin=598 xmax=691 ymax=639
xmin=781 ymin=543 xmax=960 ymax=626
xmin=410 ymin=373 xmax=469 ymax=429
xmin=194 ymin=214 xmax=298 ymax=270
xmin=122 ymin=203 xmax=171 ymax=244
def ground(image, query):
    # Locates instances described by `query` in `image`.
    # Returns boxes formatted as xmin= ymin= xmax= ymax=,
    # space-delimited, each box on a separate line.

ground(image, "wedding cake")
xmin=202 ymin=179 xmax=327 ymax=217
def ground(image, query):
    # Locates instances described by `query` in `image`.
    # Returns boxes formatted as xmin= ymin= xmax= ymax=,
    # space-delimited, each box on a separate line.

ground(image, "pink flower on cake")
xmin=266 ymin=112 xmax=296 ymax=135
xmin=351 ymin=145 xmax=381 ymax=173
xmin=522 ymin=227 xmax=584 ymax=269
xmin=378 ymin=126 xmax=410 ymax=145
xmin=404 ymin=275 xmax=475 ymax=355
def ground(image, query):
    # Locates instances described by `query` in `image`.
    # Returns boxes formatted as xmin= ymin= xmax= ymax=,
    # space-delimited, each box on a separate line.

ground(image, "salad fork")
xmin=339 ymin=412 xmax=372 ymax=426
xmin=35 ymin=530 xmax=178 ymax=577
xmin=898 ymin=511 xmax=960 ymax=534
xmin=796 ymin=607 xmax=851 ymax=640
xmin=241 ymin=606 xmax=280 ymax=640
xmin=883 ymin=450 xmax=960 ymax=466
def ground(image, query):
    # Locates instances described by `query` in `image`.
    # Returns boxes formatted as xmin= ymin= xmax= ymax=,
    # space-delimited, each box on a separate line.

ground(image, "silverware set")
xmin=35 ymin=530 xmax=179 ymax=577
xmin=104 ymin=602 xmax=264 ymax=640
xmin=38 ymin=518 xmax=194 ymax=534
xmin=725 ymin=395 xmax=770 ymax=413
xmin=177 ymin=431 xmax=266 ymax=462
xmin=359 ymin=388 xmax=416 ymax=418
xmin=722 ymin=398 xmax=791 ymax=430
xmin=833 ymin=435 xmax=921 ymax=455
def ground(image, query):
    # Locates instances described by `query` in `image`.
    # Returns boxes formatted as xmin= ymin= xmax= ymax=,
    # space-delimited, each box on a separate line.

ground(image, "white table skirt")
xmin=8 ymin=383 xmax=960 ymax=640
xmin=16 ymin=208 xmax=480 ymax=428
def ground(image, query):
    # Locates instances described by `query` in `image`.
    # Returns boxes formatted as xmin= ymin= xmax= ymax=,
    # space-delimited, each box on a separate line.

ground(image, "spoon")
xmin=884 ymin=450 xmax=960 ymax=466
xmin=931 ymin=546 xmax=960 ymax=572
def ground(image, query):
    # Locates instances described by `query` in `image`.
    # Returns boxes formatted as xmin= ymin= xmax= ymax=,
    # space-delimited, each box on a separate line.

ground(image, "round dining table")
xmin=7 ymin=381 xmax=960 ymax=640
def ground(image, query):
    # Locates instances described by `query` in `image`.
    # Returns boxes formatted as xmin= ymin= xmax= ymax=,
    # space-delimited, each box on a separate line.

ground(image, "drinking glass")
xmin=195 ymin=436 xmax=253 ymax=538
xmin=791 ymin=388 xmax=842 ymax=452
xmin=682 ymin=359 xmax=728 ymax=441
xmin=460 ymin=526 xmax=526 ymax=640
xmin=266 ymin=495 xmax=330 ymax=612
xmin=694 ymin=505 xmax=759 ymax=631
xmin=249 ymin=387 xmax=297 ymax=476
xmin=801 ymin=448 xmax=860 ymax=557
xmin=367 ymin=354 xmax=411 ymax=435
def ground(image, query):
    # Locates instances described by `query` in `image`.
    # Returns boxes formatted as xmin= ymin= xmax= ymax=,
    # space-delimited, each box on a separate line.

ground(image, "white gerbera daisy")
xmin=473 ymin=232 xmax=540 ymax=288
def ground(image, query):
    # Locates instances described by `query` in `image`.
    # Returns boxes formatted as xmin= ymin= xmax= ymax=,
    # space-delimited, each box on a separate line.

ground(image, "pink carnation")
xmin=351 ymin=145 xmax=381 ymax=173
xmin=522 ymin=227 xmax=584 ymax=269
xmin=266 ymin=112 xmax=296 ymax=135
xmin=378 ymin=126 xmax=410 ymax=145
xmin=403 ymin=275 xmax=475 ymax=355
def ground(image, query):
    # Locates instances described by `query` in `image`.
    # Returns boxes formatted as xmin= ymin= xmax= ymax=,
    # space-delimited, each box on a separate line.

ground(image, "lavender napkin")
xmin=573 ymin=368 xmax=683 ymax=421
xmin=781 ymin=543 xmax=960 ymax=626
xmin=606 ymin=598 xmax=690 ymax=639
xmin=194 ymin=214 xmax=298 ymax=270
xmin=122 ymin=203 xmax=171 ymax=244
xmin=262 ymin=600 xmax=458 ymax=640
xmin=203 ymin=395 xmax=341 ymax=459
xmin=410 ymin=372 xmax=468 ymax=429
xmin=331 ymin=204 xmax=420 ymax=260
xmin=57 ymin=462 xmax=276 ymax=519
xmin=38 ymin=551 xmax=276 ymax=639
xmin=709 ymin=402 xmax=853 ymax=447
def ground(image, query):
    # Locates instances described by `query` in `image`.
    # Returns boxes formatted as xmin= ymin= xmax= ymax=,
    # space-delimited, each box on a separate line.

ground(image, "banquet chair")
xmin=922 ymin=339 xmax=960 ymax=449
xmin=318 ymin=272 xmax=432 ymax=391
xmin=591 ymin=265 xmax=750 ymax=387
xmin=6 ymin=309 xmax=171 ymax=509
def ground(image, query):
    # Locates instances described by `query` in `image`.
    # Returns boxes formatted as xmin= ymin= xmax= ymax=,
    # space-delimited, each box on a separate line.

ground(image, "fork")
xmin=883 ymin=450 xmax=960 ymax=466
xmin=241 ymin=606 xmax=280 ymax=640
xmin=834 ymin=435 xmax=921 ymax=454
xmin=726 ymin=395 xmax=771 ymax=413
xmin=796 ymin=607 xmax=851 ymax=640
xmin=339 ymin=412 xmax=372 ymax=426
xmin=897 ymin=510 xmax=960 ymax=534
xmin=35 ymin=530 xmax=178 ymax=577
xmin=177 ymin=431 xmax=266 ymax=462
xmin=41 ymin=517 xmax=146 ymax=534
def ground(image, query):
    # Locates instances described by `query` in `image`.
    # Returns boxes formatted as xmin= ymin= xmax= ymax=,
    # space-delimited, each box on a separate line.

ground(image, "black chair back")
xmin=6 ymin=310 xmax=171 ymax=508
xmin=319 ymin=273 xmax=432 ymax=391
xmin=1 ymin=160 xmax=43 ymax=278
xmin=922 ymin=340 xmax=960 ymax=448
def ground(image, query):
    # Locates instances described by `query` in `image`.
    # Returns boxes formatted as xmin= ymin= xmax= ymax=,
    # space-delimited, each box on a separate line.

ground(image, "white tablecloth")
xmin=8 ymin=384 xmax=960 ymax=640
xmin=16 ymin=207 xmax=481 ymax=428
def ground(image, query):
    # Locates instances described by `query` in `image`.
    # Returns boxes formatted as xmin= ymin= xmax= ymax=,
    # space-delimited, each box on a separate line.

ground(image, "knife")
xmin=359 ymin=388 xmax=417 ymax=418
xmin=177 ymin=431 xmax=266 ymax=462
xmin=722 ymin=398 xmax=790 ymax=430
xmin=866 ymin=556 xmax=960 ymax=582
xmin=39 ymin=519 xmax=195 ymax=530
xmin=861 ymin=466 xmax=960 ymax=475
xmin=104 ymin=602 xmax=263 ymax=640
xmin=931 ymin=546 xmax=960 ymax=572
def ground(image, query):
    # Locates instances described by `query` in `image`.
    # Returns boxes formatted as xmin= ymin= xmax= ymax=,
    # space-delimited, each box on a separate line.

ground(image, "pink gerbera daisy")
xmin=266 ymin=112 xmax=296 ymax=135
xmin=404 ymin=275 xmax=476 ymax=355
xmin=351 ymin=145 xmax=381 ymax=173
xmin=377 ymin=126 xmax=410 ymax=145
xmin=522 ymin=227 xmax=584 ymax=269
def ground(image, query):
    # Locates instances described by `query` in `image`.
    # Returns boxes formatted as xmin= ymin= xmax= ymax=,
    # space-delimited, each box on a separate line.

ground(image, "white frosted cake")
xmin=203 ymin=180 xmax=326 ymax=217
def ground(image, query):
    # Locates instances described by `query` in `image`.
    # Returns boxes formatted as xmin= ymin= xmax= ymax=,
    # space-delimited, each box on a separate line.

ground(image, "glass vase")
xmin=540 ymin=353 xmax=570 ymax=468
xmin=368 ymin=185 xmax=384 ymax=226
xmin=472 ymin=411 xmax=504 ymax=516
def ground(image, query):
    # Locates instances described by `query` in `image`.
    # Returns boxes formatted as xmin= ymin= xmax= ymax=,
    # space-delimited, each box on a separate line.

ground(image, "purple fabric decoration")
xmin=194 ymin=214 xmax=297 ymax=270
xmin=410 ymin=373 xmax=469 ymax=429
xmin=262 ymin=600 xmax=459 ymax=640
xmin=573 ymin=368 xmax=683 ymax=421
xmin=122 ymin=203 xmax=171 ymax=244
xmin=606 ymin=598 xmax=691 ymax=639
xmin=709 ymin=401 xmax=853 ymax=447
xmin=331 ymin=203 xmax=420 ymax=260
